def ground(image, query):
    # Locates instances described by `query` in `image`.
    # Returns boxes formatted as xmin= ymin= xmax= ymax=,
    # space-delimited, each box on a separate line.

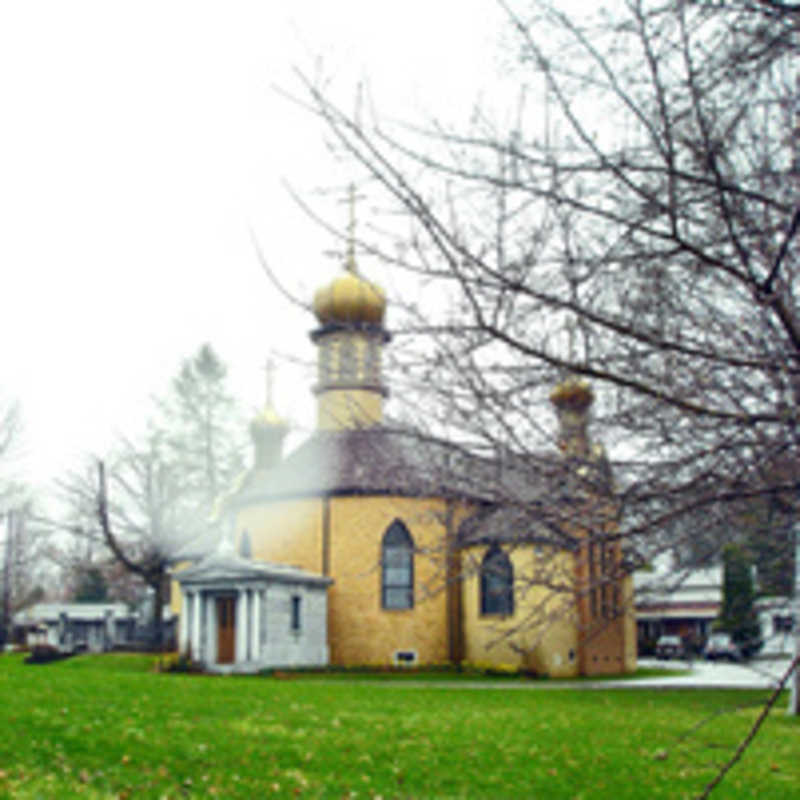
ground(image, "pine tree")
xmin=161 ymin=344 xmax=245 ymax=524
xmin=718 ymin=545 xmax=762 ymax=655
xmin=63 ymin=344 xmax=246 ymax=647
xmin=73 ymin=567 xmax=109 ymax=603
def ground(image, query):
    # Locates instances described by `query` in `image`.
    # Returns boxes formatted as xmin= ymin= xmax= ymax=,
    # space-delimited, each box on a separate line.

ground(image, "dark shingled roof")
xmin=228 ymin=425 xmax=614 ymax=551
xmin=230 ymin=427 xmax=483 ymax=508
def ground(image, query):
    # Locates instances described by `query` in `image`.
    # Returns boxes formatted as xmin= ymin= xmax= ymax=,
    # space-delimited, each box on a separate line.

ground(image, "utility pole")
xmin=1 ymin=511 xmax=13 ymax=647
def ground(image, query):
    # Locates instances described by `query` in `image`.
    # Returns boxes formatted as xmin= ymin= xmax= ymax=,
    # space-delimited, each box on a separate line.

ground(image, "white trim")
xmin=251 ymin=589 xmax=261 ymax=661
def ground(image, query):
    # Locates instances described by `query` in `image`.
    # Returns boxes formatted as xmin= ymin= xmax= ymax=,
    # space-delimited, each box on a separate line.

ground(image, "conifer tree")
xmin=719 ymin=545 xmax=761 ymax=654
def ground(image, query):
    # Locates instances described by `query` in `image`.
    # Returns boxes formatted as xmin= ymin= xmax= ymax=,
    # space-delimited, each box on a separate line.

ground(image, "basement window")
xmin=393 ymin=650 xmax=418 ymax=666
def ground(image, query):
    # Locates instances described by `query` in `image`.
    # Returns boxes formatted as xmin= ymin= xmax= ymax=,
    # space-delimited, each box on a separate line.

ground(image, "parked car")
xmin=739 ymin=635 xmax=764 ymax=660
xmin=655 ymin=635 xmax=686 ymax=660
xmin=703 ymin=632 xmax=742 ymax=662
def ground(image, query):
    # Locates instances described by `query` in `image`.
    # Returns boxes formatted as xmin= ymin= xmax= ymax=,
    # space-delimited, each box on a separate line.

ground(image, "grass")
xmin=0 ymin=652 xmax=798 ymax=799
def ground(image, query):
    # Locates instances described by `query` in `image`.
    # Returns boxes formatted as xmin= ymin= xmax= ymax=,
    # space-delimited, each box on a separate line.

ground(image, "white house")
xmin=13 ymin=603 xmax=136 ymax=652
xmin=635 ymin=554 xmax=794 ymax=655
xmin=635 ymin=558 xmax=722 ymax=646
xmin=755 ymin=596 xmax=794 ymax=656
xmin=175 ymin=538 xmax=332 ymax=673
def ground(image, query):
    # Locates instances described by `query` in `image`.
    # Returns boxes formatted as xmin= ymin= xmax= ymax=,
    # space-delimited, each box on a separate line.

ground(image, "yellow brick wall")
xmin=317 ymin=389 xmax=383 ymax=430
xmin=623 ymin=574 xmax=638 ymax=672
xmin=169 ymin=560 xmax=191 ymax=617
xmin=237 ymin=499 xmax=324 ymax=575
xmin=461 ymin=545 xmax=579 ymax=678
xmin=231 ymin=490 xmax=634 ymax=675
xmin=572 ymin=527 xmax=636 ymax=676
xmin=327 ymin=495 xmax=452 ymax=665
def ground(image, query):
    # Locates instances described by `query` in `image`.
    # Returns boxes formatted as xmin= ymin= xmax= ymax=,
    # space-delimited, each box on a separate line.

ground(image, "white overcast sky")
xmin=0 ymin=0 xmax=510 ymax=495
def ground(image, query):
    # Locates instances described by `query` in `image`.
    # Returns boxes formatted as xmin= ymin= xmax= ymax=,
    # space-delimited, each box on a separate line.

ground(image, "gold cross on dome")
xmin=262 ymin=358 xmax=275 ymax=407
xmin=340 ymin=182 xmax=365 ymax=273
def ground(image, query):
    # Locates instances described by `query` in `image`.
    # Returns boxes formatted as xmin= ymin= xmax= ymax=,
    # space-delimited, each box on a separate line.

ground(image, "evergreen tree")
xmin=73 ymin=567 xmax=109 ymax=603
xmin=62 ymin=344 xmax=246 ymax=647
xmin=161 ymin=344 xmax=246 ymax=524
xmin=718 ymin=545 xmax=762 ymax=653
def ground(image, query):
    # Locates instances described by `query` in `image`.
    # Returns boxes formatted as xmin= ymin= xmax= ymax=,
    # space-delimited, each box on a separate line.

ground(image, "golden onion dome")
xmin=549 ymin=377 xmax=594 ymax=411
xmin=249 ymin=404 xmax=288 ymax=471
xmin=249 ymin=404 xmax=288 ymax=437
xmin=313 ymin=267 xmax=386 ymax=326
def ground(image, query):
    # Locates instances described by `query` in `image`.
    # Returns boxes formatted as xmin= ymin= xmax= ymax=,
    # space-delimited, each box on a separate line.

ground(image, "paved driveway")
xmin=605 ymin=657 xmax=794 ymax=690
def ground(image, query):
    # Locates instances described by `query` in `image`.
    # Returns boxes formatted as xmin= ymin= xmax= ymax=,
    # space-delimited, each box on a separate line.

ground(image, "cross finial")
xmin=341 ymin=182 xmax=366 ymax=273
xmin=324 ymin=183 xmax=365 ymax=271
xmin=346 ymin=182 xmax=357 ymax=273
xmin=263 ymin=358 xmax=275 ymax=407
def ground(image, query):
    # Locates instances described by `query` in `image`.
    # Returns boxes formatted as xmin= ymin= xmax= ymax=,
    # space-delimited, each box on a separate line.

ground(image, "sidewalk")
xmin=320 ymin=658 xmax=794 ymax=692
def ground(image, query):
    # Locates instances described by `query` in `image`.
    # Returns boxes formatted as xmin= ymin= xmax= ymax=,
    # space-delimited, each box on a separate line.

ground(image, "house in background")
xmin=635 ymin=555 xmax=794 ymax=656
xmin=13 ymin=603 xmax=137 ymax=652
xmin=755 ymin=596 xmax=794 ymax=656
xmin=635 ymin=556 xmax=722 ymax=651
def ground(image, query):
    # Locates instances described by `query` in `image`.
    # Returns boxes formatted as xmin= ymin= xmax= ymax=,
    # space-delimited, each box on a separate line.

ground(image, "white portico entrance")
xmin=176 ymin=539 xmax=332 ymax=673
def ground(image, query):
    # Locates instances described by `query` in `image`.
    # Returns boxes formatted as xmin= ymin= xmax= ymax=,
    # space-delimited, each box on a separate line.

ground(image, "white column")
xmin=179 ymin=589 xmax=189 ymax=655
xmin=201 ymin=592 xmax=211 ymax=664
xmin=251 ymin=588 xmax=261 ymax=662
xmin=235 ymin=587 xmax=247 ymax=664
xmin=190 ymin=590 xmax=201 ymax=660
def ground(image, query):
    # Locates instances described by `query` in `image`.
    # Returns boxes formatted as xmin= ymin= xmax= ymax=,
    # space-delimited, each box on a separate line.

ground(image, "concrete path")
xmin=323 ymin=658 xmax=794 ymax=691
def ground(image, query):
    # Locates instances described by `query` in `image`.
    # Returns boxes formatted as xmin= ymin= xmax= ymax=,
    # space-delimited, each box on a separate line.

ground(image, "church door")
xmin=216 ymin=596 xmax=236 ymax=664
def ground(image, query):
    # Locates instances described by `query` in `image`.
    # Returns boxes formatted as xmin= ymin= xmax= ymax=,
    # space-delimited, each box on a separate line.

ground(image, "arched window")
xmin=381 ymin=520 xmax=414 ymax=610
xmin=480 ymin=547 xmax=514 ymax=616
xmin=339 ymin=338 xmax=358 ymax=382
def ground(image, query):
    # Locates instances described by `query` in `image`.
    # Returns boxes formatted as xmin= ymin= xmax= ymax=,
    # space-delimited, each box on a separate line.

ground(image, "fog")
xmin=0 ymin=0 xmax=507 ymax=492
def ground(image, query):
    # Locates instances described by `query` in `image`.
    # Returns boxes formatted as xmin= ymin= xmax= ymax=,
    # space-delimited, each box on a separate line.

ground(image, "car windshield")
xmin=709 ymin=634 xmax=731 ymax=646
xmin=658 ymin=636 xmax=681 ymax=645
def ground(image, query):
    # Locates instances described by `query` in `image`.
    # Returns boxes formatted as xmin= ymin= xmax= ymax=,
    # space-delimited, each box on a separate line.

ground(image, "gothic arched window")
xmin=381 ymin=520 xmax=414 ymax=610
xmin=480 ymin=547 xmax=514 ymax=616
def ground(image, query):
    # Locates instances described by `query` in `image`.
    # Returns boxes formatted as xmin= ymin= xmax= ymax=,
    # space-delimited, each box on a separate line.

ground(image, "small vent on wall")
xmin=393 ymin=650 xmax=418 ymax=666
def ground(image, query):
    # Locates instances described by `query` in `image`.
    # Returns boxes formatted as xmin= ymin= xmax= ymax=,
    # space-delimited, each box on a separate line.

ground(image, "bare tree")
xmin=0 ymin=399 xmax=48 ymax=643
xmin=297 ymin=0 xmax=798 ymax=571
xmin=285 ymin=2 xmax=800 ymax=786
xmin=60 ymin=438 xmax=186 ymax=648
xmin=1 ymin=506 xmax=49 ymax=643
xmin=59 ymin=345 xmax=246 ymax=647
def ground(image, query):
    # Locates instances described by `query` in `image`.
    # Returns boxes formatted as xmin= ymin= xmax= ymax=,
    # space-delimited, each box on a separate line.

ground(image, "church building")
xmin=175 ymin=244 xmax=637 ymax=677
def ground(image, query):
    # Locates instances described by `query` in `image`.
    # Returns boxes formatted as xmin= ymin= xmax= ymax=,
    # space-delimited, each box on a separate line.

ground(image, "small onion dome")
xmin=549 ymin=377 xmax=594 ymax=412
xmin=249 ymin=404 xmax=288 ymax=439
xmin=313 ymin=269 xmax=386 ymax=326
xmin=249 ymin=405 xmax=288 ymax=470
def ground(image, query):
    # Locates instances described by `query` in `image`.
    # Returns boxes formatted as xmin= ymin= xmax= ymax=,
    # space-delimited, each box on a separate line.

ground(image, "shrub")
xmin=158 ymin=653 xmax=204 ymax=673
xmin=25 ymin=645 xmax=71 ymax=665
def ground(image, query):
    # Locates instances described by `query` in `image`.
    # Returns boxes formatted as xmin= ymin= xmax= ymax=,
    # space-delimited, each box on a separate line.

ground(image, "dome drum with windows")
xmin=310 ymin=257 xmax=390 ymax=429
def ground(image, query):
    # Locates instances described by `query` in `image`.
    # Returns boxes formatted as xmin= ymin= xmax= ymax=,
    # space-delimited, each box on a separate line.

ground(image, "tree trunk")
xmin=151 ymin=571 xmax=165 ymax=651
xmin=1 ymin=512 xmax=14 ymax=646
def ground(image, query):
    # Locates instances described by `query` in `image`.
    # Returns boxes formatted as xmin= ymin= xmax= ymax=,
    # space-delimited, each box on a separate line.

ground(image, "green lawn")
xmin=0 ymin=653 xmax=797 ymax=799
